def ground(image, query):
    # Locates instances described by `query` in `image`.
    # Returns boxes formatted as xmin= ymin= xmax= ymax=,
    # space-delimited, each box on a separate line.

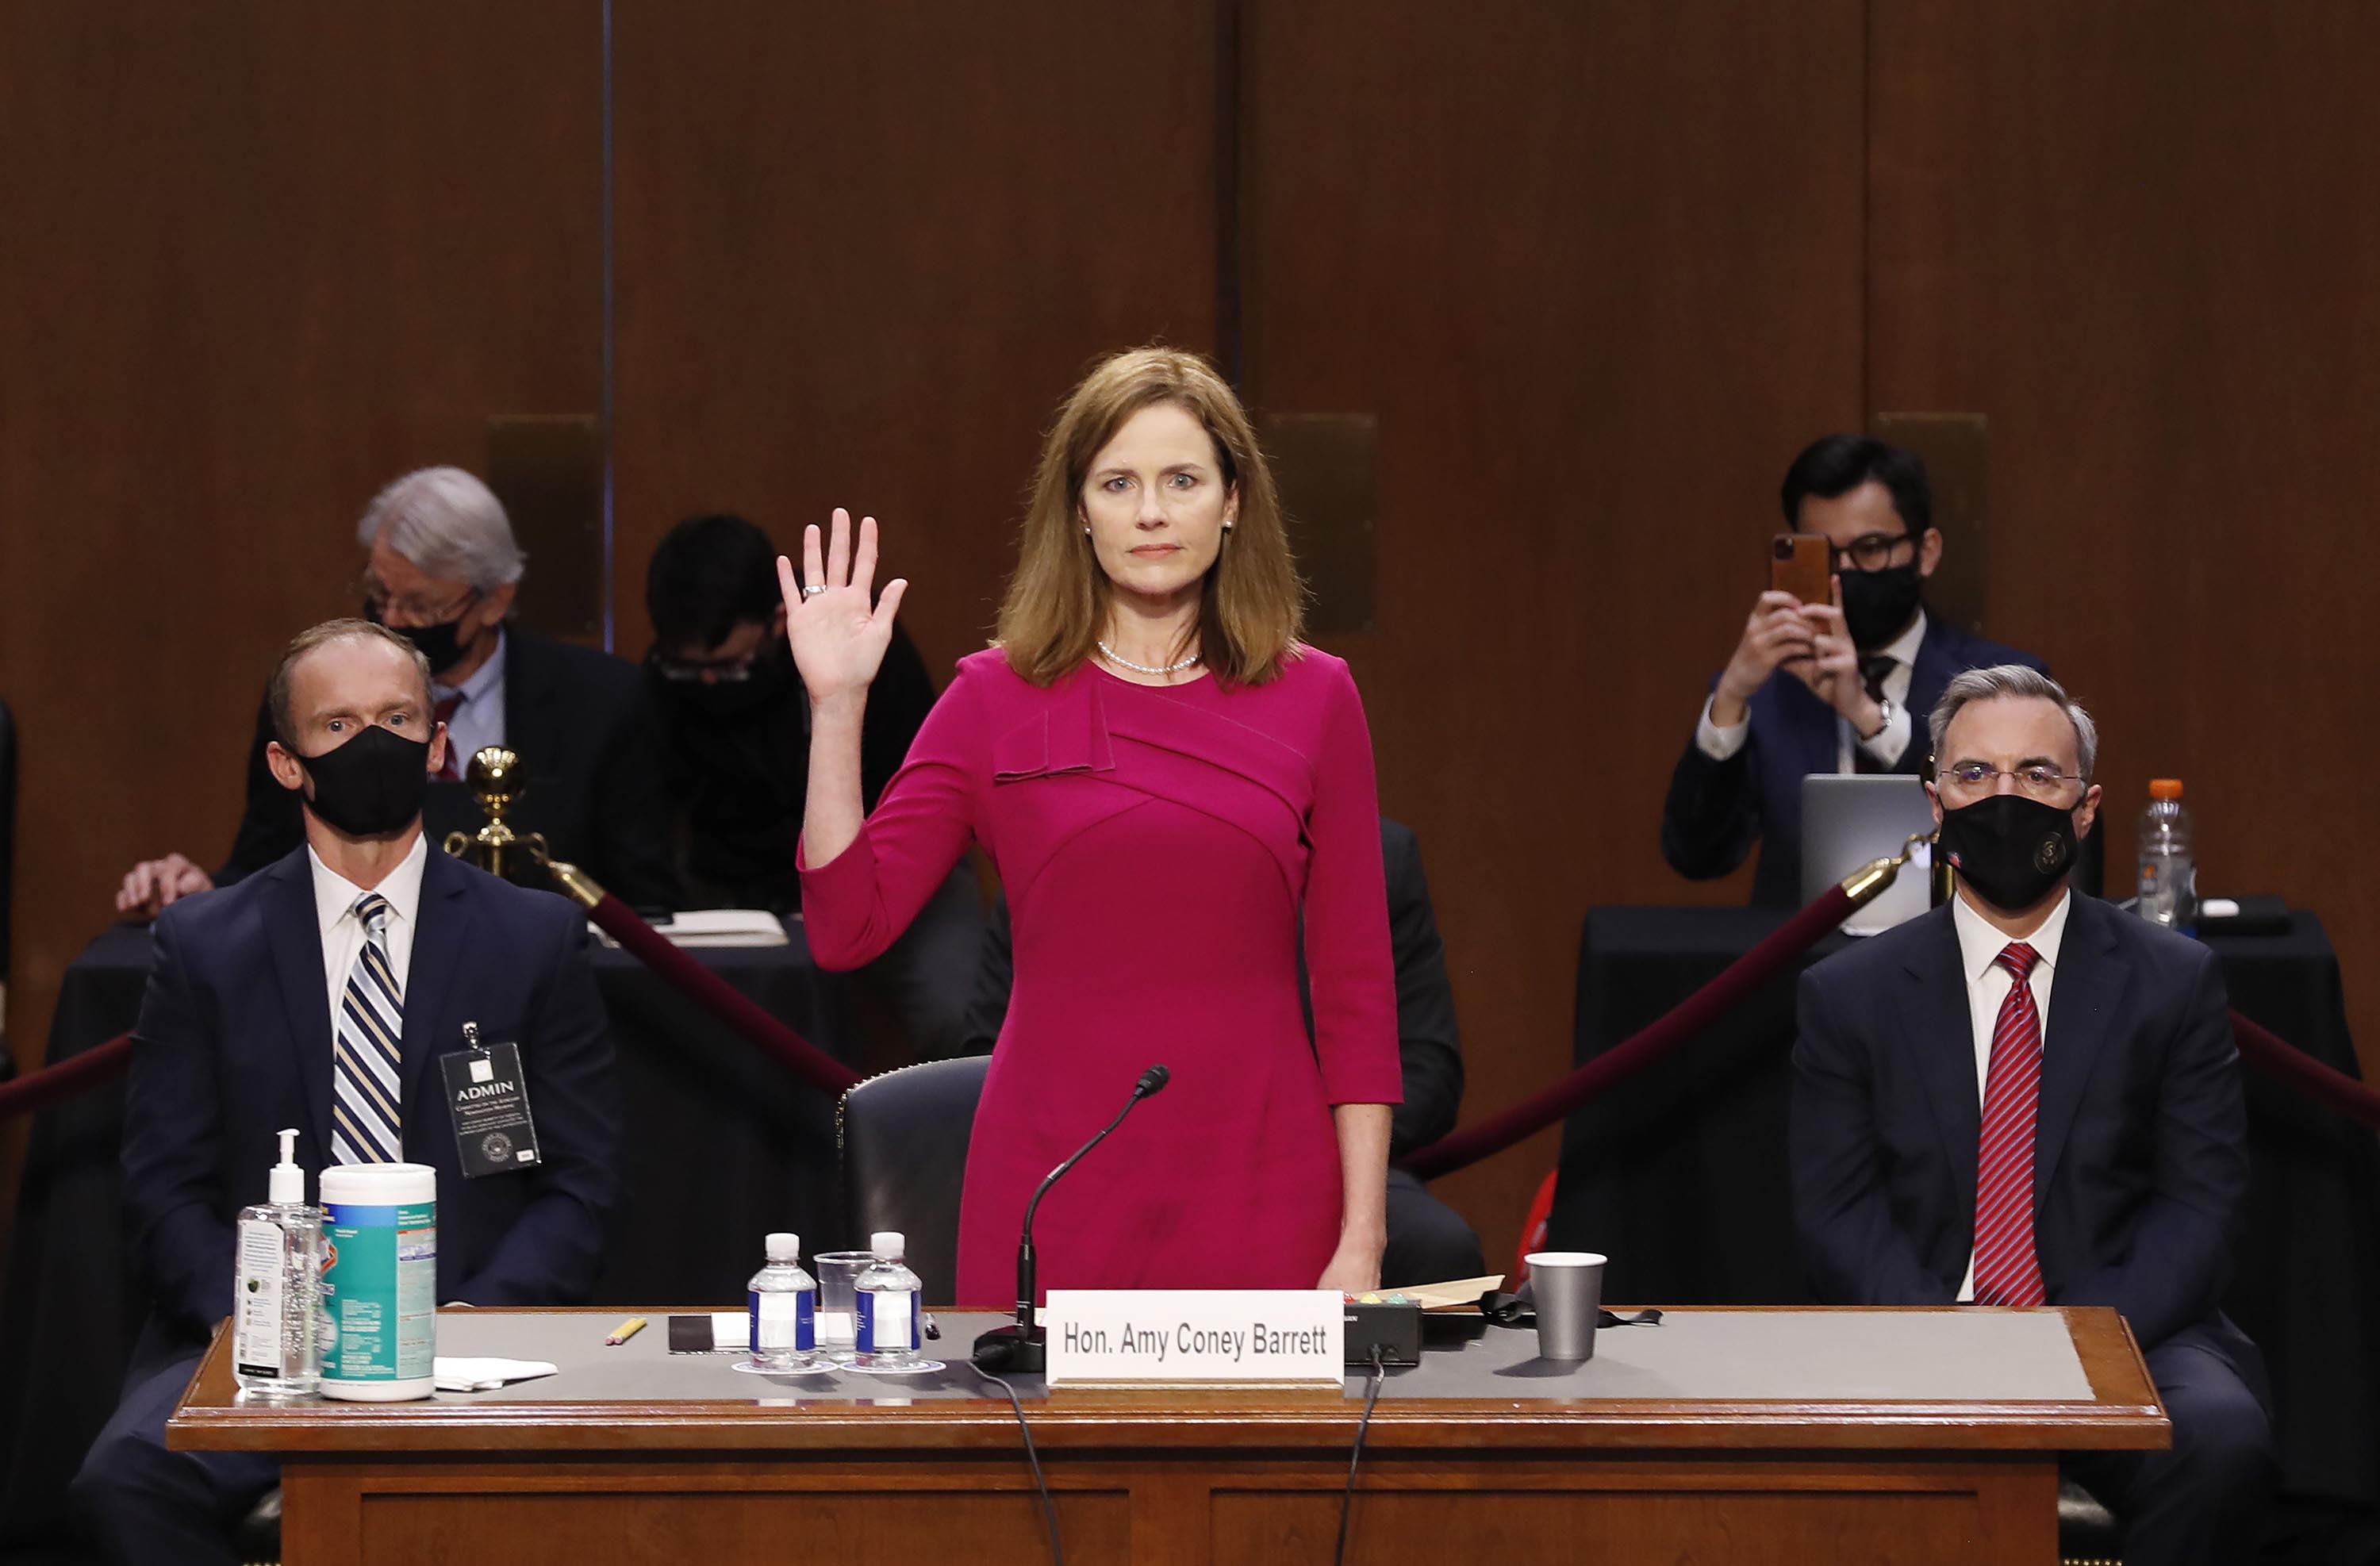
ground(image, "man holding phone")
xmin=1661 ymin=435 xmax=2047 ymax=904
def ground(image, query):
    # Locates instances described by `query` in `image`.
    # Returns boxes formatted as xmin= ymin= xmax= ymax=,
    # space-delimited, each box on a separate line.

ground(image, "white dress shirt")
xmin=1695 ymin=608 xmax=1925 ymax=771
xmin=433 ymin=628 xmax=508 ymax=773
xmin=309 ymin=831 xmax=429 ymax=1049
xmin=1949 ymin=886 xmax=2072 ymax=1301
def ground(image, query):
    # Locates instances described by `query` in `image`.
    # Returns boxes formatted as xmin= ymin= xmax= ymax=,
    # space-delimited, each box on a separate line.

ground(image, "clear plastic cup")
xmin=812 ymin=1251 xmax=873 ymax=1366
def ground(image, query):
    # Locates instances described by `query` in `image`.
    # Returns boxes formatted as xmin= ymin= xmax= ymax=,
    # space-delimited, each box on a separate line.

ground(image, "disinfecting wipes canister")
xmin=318 ymin=1162 xmax=436 ymax=1400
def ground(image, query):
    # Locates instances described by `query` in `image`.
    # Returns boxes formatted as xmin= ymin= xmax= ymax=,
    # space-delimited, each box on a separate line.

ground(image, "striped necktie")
xmin=1851 ymin=654 xmax=1898 ymax=773
xmin=332 ymin=891 xmax=405 ymax=1165
xmin=1972 ymin=942 xmax=2047 ymax=1306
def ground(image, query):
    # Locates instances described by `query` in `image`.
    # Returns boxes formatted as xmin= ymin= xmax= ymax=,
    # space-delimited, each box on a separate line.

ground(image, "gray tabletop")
xmin=420 ymin=1307 xmax=2093 ymax=1407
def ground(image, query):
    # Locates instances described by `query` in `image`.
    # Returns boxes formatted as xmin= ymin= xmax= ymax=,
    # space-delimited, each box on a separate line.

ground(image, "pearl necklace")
xmin=1097 ymin=640 xmax=1202 ymax=676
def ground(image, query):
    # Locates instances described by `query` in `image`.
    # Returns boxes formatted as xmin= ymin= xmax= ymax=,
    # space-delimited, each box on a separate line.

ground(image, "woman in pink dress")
xmin=785 ymin=347 xmax=1400 ymax=1303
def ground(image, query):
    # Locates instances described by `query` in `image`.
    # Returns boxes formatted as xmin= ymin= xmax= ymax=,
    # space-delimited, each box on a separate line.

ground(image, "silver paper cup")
xmin=1525 ymin=1250 xmax=1606 ymax=1361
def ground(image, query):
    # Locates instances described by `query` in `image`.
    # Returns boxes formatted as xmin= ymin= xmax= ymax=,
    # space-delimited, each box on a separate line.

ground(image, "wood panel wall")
xmin=1868 ymin=0 xmax=2380 ymax=1090
xmin=1240 ymin=0 xmax=1869 ymax=1263
xmin=608 ymin=0 xmax=1223 ymax=673
xmin=0 ymin=2 xmax=603 ymax=1110
xmin=2 ymin=2 xmax=2375 ymax=1277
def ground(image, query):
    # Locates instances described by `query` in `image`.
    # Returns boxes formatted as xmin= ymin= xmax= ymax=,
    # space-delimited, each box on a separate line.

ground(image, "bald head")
xmin=268 ymin=619 xmax=436 ymax=754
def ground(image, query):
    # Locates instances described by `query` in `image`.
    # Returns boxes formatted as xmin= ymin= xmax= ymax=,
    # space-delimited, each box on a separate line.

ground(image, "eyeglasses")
xmin=1829 ymin=531 xmax=1917 ymax=573
xmin=1937 ymin=762 xmax=2087 ymax=800
xmin=650 ymin=651 xmax=761 ymax=684
xmin=357 ymin=574 xmax=475 ymax=627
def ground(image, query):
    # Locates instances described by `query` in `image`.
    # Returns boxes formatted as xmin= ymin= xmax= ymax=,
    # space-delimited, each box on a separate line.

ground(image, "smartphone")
xmin=1770 ymin=533 xmax=1832 ymax=605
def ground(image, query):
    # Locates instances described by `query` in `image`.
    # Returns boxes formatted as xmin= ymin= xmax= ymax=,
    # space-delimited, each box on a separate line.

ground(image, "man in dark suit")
xmin=115 ymin=466 xmax=679 ymax=916
xmin=1791 ymin=665 xmax=2271 ymax=1566
xmin=75 ymin=620 xmax=621 ymax=1566
xmin=962 ymin=817 xmax=1485 ymax=1286
xmin=645 ymin=513 xmax=981 ymax=1058
xmin=1662 ymin=435 xmax=2045 ymax=905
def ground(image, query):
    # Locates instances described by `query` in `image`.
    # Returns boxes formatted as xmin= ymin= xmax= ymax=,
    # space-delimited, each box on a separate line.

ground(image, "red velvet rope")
xmin=581 ymin=893 xmax=861 ymax=1096
xmin=1397 ymin=885 xmax=1863 ymax=1180
xmin=4 ymin=910 xmax=2375 ymax=1150
xmin=2230 ymin=1008 xmax=2380 ymax=1130
xmin=0 ymin=1031 xmax=132 ymax=1119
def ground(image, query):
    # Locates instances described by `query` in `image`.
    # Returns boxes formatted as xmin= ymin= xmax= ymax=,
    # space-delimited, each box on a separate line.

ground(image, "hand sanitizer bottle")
xmin=234 ymin=1129 xmax=326 ymax=1399
xmin=854 ymin=1230 xmax=923 ymax=1369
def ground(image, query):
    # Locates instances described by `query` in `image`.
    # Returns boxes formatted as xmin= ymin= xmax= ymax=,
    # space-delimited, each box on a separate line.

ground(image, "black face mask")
xmin=1937 ymin=793 xmax=2080 ymax=913
xmin=366 ymin=604 xmax=470 ymax=679
xmin=297 ymin=724 xmax=432 ymax=838
xmin=1839 ymin=563 xmax=1924 ymax=650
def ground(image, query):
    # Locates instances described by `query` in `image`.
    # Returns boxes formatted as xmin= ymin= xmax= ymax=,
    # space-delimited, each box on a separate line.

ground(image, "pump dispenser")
xmin=268 ymin=1128 xmax=305 ymax=1206
xmin=234 ymin=1127 xmax=328 ymax=1399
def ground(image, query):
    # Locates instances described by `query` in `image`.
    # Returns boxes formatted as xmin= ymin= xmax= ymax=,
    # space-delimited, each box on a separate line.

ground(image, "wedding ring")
xmin=802 ymin=584 xmax=827 ymax=597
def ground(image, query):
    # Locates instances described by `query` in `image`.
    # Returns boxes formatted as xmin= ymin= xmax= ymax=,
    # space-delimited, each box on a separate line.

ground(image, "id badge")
xmin=438 ymin=1022 xmax=543 ymax=1177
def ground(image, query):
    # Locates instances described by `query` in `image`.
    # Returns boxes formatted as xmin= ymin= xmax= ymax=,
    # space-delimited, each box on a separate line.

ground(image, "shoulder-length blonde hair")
xmin=996 ymin=347 xmax=1304 ymax=686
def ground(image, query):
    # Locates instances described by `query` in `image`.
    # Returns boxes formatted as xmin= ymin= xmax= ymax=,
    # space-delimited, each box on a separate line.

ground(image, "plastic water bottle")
xmin=854 ymin=1230 xmax=923 ymax=1369
xmin=746 ymin=1232 xmax=816 ymax=1372
xmin=233 ymin=1129 xmax=326 ymax=1399
xmin=2136 ymin=778 xmax=2196 ymax=930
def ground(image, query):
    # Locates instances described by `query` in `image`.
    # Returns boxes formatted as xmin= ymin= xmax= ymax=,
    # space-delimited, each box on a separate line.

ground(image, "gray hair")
xmin=355 ymin=466 xmax=526 ymax=592
xmin=1929 ymin=664 xmax=2099 ymax=779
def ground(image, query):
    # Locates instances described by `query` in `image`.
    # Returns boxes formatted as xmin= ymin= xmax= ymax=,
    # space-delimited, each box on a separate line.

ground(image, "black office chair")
xmin=837 ymin=1056 xmax=988 ymax=1305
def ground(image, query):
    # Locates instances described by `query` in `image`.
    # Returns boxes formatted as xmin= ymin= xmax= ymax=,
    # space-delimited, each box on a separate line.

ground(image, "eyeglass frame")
xmin=356 ymin=572 xmax=478 ymax=628
xmin=648 ymin=649 xmax=762 ymax=685
xmin=1826 ymin=529 xmax=1919 ymax=574
xmin=1931 ymin=759 xmax=2091 ymax=803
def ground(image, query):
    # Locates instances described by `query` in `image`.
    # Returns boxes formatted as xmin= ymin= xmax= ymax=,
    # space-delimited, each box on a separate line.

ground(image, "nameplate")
xmin=1043 ymin=1289 xmax=1344 ymax=1388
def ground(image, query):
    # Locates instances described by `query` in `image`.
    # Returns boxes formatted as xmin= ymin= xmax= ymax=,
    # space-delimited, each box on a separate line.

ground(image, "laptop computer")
xmin=1800 ymin=774 xmax=1938 ymax=935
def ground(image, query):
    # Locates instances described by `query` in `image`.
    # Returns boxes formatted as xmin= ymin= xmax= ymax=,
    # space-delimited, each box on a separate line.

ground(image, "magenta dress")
xmin=800 ymin=647 xmax=1401 ymax=1304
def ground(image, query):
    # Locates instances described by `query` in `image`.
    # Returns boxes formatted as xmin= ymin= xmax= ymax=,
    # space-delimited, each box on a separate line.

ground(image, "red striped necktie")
xmin=1973 ymin=941 xmax=2047 ymax=1307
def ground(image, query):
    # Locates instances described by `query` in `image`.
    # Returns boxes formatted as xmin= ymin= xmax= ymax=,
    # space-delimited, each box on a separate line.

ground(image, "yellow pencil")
xmin=605 ymin=1316 xmax=647 ymax=1346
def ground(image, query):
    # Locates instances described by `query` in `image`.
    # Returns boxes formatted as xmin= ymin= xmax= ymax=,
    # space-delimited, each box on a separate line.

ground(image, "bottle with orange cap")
xmin=2137 ymin=778 xmax=2196 ymax=929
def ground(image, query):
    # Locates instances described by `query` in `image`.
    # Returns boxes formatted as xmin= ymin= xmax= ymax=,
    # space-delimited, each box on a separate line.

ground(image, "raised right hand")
xmin=777 ymin=508 xmax=909 ymax=706
xmin=1711 ymin=590 xmax=1818 ymax=724
xmin=117 ymin=852 xmax=213 ymax=919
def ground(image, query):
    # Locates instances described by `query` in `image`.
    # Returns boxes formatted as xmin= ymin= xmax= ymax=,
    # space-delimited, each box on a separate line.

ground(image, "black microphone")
xmin=973 ymin=1065 xmax=1169 ymax=1373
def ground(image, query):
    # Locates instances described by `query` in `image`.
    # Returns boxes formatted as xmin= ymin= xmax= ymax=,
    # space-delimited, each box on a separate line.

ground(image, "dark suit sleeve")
xmin=1382 ymin=827 xmax=1462 ymax=1158
xmin=585 ymin=681 xmax=684 ymax=914
xmin=122 ymin=910 xmax=236 ymax=1336
xmin=861 ymin=627 xmax=939 ymax=812
xmin=1660 ymin=684 xmax=1761 ymax=881
xmin=1789 ymin=968 xmax=1956 ymax=1307
xmin=958 ymin=892 xmax=1014 ymax=1057
xmin=2054 ymin=946 xmax=2245 ymax=1349
xmin=217 ymin=697 xmax=303 ymax=885
xmin=451 ymin=904 xmax=621 ymax=1306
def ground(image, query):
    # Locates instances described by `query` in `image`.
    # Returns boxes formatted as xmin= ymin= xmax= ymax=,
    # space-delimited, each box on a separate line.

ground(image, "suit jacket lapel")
xmin=1904 ymin=614 xmax=1961 ymax=728
xmin=1900 ymin=907 xmax=1983 ymax=1227
xmin=501 ymin=629 xmax=555 ymax=768
xmin=398 ymin=848 xmax=474 ymax=1134
xmin=263 ymin=850 xmax=335 ymax=1151
xmin=2035 ymin=893 xmax=2127 ymax=1202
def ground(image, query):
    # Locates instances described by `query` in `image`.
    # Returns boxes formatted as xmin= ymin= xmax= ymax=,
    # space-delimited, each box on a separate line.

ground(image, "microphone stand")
xmin=974 ymin=1066 xmax=1169 ymax=1373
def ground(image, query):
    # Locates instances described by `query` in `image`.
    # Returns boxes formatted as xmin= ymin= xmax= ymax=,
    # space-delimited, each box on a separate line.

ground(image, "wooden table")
xmin=170 ymin=1305 xmax=2167 ymax=1565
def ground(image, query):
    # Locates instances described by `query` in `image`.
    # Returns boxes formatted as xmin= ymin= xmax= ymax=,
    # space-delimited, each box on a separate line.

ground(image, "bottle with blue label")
xmin=747 ymin=1232 xmax=816 ymax=1372
xmin=854 ymin=1230 xmax=923 ymax=1369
